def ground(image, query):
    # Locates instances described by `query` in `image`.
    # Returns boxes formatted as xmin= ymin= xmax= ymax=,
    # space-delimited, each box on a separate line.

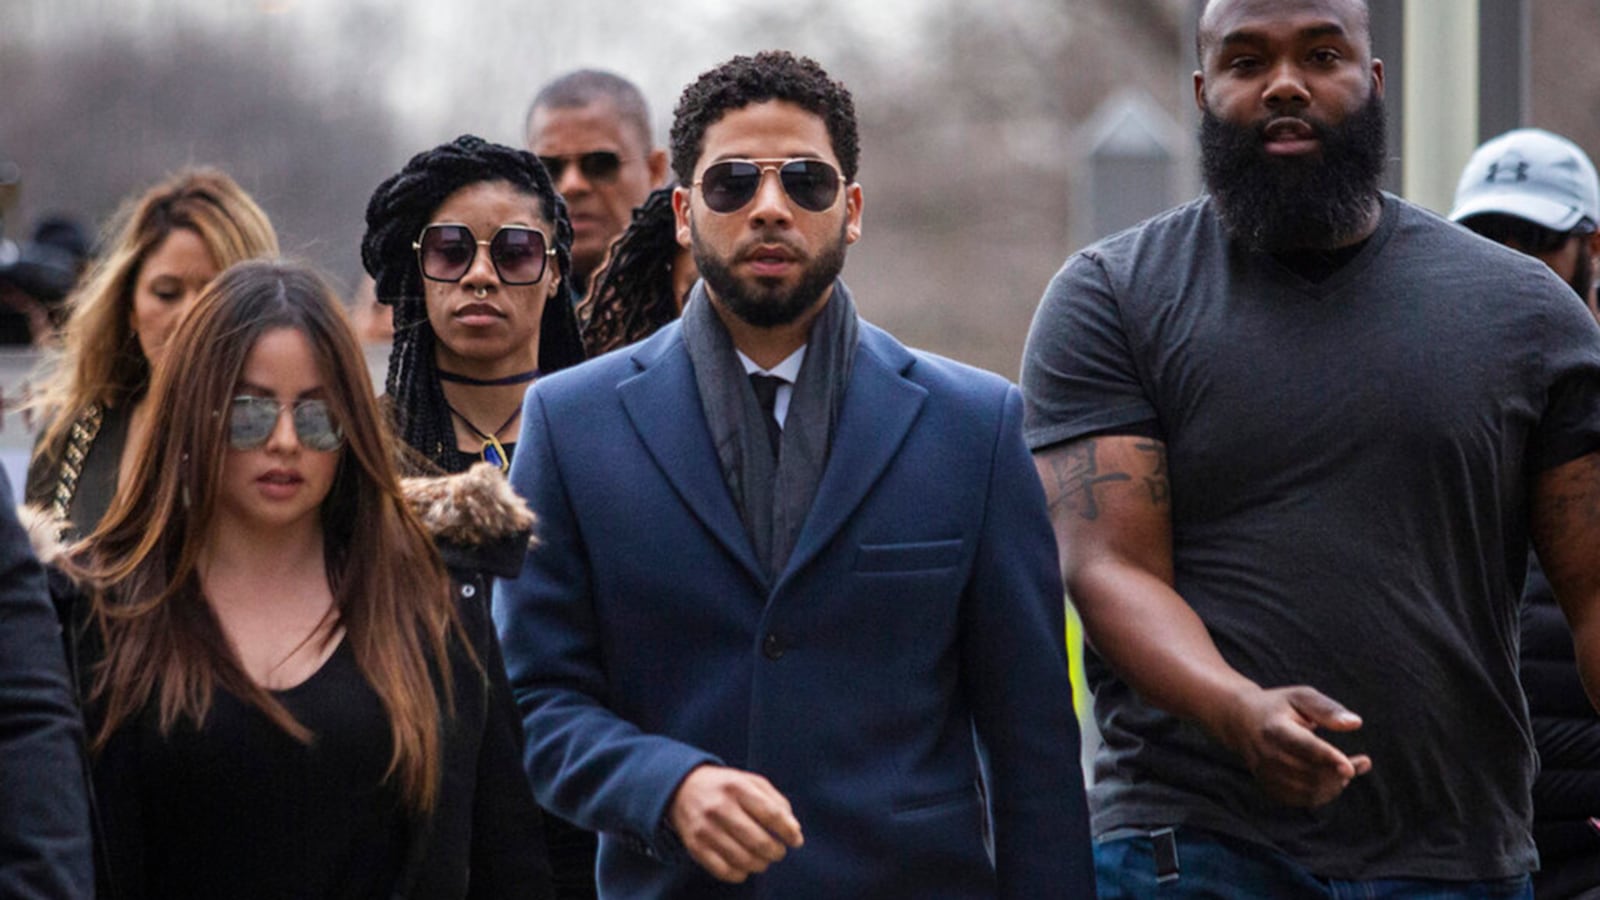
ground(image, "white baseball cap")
xmin=1450 ymin=128 xmax=1600 ymax=233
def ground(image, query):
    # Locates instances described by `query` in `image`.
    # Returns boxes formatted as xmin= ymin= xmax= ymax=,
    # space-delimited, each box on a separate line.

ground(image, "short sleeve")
xmin=1530 ymin=290 xmax=1600 ymax=471
xmin=1020 ymin=250 xmax=1158 ymax=451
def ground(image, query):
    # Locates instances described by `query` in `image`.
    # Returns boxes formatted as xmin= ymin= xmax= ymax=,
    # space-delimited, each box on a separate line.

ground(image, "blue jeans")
xmin=1094 ymin=826 xmax=1532 ymax=899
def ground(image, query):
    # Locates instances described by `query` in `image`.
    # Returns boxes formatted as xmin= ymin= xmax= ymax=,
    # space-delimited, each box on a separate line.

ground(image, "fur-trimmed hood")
xmin=402 ymin=461 xmax=536 ymax=549
xmin=403 ymin=461 xmax=537 ymax=580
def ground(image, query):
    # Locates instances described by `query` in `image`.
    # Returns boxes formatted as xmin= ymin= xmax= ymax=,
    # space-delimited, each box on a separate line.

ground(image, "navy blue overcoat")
xmin=495 ymin=300 xmax=1094 ymax=899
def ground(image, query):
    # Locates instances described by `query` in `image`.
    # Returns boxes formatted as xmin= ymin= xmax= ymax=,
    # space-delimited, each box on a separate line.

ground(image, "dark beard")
xmin=1570 ymin=243 xmax=1595 ymax=306
xmin=692 ymin=220 xmax=847 ymax=328
xmin=1200 ymin=92 xmax=1388 ymax=252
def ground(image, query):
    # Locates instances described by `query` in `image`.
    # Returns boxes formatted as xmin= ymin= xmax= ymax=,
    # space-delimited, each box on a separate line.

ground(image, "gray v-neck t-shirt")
xmin=1022 ymin=193 xmax=1600 ymax=880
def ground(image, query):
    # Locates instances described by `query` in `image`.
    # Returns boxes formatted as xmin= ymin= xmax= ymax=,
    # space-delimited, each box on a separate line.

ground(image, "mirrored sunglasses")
xmin=693 ymin=158 xmax=844 ymax=215
xmin=413 ymin=224 xmax=554 ymax=286
xmin=228 ymin=396 xmax=344 ymax=452
xmin=537 ymin=151 xmax=625 ymax=183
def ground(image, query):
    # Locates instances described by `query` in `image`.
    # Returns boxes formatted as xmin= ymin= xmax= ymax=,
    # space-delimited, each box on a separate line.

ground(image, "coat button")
xmin=460 ymin=583 xmax=476 ymax=599
xmin=762 ymin=633 xmax=785 ymax=660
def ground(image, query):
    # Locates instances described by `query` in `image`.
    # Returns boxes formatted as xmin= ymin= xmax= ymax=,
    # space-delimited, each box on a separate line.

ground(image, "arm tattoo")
xmin=1135 ymin=440 xmax=1170 ymax=507
xmin=1046 ymin=440 xmax=1130 ymax=521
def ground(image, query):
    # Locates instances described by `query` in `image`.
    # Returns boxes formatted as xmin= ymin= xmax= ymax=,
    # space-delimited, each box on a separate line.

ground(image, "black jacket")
xmin=1522 ymin=554 xmax=1600 ymax=899
xmin=0 ymin=474 xmax=93 ymax=899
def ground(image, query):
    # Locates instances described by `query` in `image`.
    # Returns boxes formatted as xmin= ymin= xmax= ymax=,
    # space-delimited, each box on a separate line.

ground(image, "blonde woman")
xmin=26 ymin=168 xmax=277 ymax=535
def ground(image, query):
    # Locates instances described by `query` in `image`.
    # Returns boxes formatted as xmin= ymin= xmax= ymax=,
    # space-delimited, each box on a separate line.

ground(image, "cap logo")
xmin=1485 ymin=157 xmax=1530 ymax=184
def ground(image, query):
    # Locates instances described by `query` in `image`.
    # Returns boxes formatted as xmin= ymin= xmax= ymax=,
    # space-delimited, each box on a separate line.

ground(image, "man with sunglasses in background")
xmin=496 ymin=50 xmax=1094 ymax=899
xmin=526 ymin=69 xmax=668 ymax=299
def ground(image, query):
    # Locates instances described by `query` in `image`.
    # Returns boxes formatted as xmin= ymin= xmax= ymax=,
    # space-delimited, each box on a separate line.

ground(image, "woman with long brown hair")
xmin=27 ymin=168 xmax=279 ymax=536
xmin=68 ymin=259 xmax=550 ymax=899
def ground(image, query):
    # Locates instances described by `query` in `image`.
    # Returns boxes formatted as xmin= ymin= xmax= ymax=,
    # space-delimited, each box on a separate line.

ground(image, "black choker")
xmin=437 ymin=368 xmax=541 ymax=386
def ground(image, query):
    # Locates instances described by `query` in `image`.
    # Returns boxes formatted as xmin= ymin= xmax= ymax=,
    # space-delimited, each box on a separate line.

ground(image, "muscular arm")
xmin=1531 ymin=451 xmax=1600 ymax=713
xmin=1035 ymin=435 xmax=1369 ymax=807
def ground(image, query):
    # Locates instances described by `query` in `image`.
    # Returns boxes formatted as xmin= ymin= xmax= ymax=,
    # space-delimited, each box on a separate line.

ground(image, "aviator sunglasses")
xmin=693 ymin=158 xmax=845 ymax=215
xmin=538 ymin=151 xmax=627 ymax=183
xmin=228 ymin=396 xmax=345 ymax=452
xmin=414 ymin=224 xmax=556 ymax=286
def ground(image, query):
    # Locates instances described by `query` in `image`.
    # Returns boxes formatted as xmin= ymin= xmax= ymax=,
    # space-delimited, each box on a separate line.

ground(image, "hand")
xmin=668 ymin=764 xmax=804 ymax=883
xmin=1211 ymin=685 xmax=1373 ymax=808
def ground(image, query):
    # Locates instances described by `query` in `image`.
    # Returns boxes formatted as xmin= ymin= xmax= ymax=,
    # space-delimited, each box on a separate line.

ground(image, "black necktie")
xmin=748 ymin=373 xmax=784 ymax=458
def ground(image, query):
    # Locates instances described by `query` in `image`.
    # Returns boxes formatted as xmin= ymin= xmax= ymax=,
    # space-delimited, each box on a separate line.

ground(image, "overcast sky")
xmin=5 ymin=0 xmax=950 ymax=150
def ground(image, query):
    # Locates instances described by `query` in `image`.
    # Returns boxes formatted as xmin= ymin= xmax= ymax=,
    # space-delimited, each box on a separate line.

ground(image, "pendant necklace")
xmin=439 ymin=368 xmax=540 ymax=472
xmin=445 ymin=402 xmax=521 ymax=473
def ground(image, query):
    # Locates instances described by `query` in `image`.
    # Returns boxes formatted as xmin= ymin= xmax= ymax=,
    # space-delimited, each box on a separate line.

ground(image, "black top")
xmin=439 ymin=442 xmax=518 ymax=476
xmin=82 ymin=584 xmax=553 ymax=900
xmin=97 ymin=640 xmax=407 ymax=899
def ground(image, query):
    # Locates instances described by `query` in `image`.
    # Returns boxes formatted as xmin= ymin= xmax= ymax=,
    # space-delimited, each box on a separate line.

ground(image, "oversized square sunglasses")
xmin=692 ymin=158 xmax=845 ymax=215
xmin=413 ymin=224 xmax=556 ymax=286
xmin=228 ymin=396 xmax=345 ymax=452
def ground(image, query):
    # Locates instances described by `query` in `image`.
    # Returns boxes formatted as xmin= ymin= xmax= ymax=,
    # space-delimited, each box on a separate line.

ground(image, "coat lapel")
xmin=778 ymin=325 xmax=926 ymax=587
xmin=617 ymin=327 xmax=765 ymax=586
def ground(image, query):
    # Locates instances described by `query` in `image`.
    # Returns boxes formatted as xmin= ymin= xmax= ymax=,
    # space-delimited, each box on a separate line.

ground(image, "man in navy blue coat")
xmin=495 ymin=50 xmax=1094 ymax=899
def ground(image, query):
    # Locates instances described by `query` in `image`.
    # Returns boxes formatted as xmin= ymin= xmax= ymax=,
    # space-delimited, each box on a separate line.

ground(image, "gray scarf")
xmin=681 ymin=280 xmax=859 ymax=582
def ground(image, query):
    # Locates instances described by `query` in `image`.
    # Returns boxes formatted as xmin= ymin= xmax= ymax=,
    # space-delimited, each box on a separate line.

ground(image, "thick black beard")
xmin=1200 ymin=92 xmax=1388 ymax=252
xmin=692 ymin=220 xmax=848 ymax=329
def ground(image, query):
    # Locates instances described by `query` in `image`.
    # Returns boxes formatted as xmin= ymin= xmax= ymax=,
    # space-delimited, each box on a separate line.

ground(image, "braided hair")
xmin=577 ymin=185 xmax=684 ymax=356
xmin=361 ymin=135 xmax=585 ymax=473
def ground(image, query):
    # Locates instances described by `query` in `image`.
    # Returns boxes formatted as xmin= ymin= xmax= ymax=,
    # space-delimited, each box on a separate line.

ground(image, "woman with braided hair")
xmin=576 ymin=185 xmax=697 ymax=356
xmin=362 ymin=135 xmax=598 ymax=899
xmin=362 ymin=135 xmax=585 ymax=477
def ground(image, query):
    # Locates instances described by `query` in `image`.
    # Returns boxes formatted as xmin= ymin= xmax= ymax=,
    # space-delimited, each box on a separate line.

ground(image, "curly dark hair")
xmin=669 ymin=51 xmax=859 ymax=185
xmin=577 ymin=185 xmax=684 ymax=355
xmin=360 ymin=134 xmax=585 ymax=473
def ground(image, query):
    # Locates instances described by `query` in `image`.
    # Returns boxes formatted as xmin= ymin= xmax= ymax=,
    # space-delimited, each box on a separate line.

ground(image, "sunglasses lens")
xmin=700 ymin=161 xmax=762 ymax=214
xmin=418 ymin=225 xmax=475 ymax=281
xmin=578 ymin=151 xmax=622 ymax=181
xmin=538 ymin=152 xmax=623 ymax=184
xmin=489 ymin=228 xmax=548 ymax=285
xmin=779 ymin=160 xmax=841 ymax=212
xmin=291 ymin=400 xmax=344 ymax=452
xmin=536 ymin=156 xmax=568 ymax=180
xmin=228 ymin=396 xmax=278 ymax=450
xmin=229 ymin=397 xmax=344 ymax=452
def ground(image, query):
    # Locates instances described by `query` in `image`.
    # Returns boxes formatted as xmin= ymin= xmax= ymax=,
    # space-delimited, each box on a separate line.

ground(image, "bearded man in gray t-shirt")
xmin=1021 ymin=0 xmax=1600 ymax=896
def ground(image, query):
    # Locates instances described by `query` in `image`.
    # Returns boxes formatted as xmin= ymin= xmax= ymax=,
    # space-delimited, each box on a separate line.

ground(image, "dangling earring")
xmin=180 ymin=452 xmax=191 ymax=508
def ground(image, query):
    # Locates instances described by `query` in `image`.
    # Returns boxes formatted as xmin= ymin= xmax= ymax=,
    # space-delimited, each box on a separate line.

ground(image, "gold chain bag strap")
xmin=48 ymin=403 xmax=104 ymax=525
